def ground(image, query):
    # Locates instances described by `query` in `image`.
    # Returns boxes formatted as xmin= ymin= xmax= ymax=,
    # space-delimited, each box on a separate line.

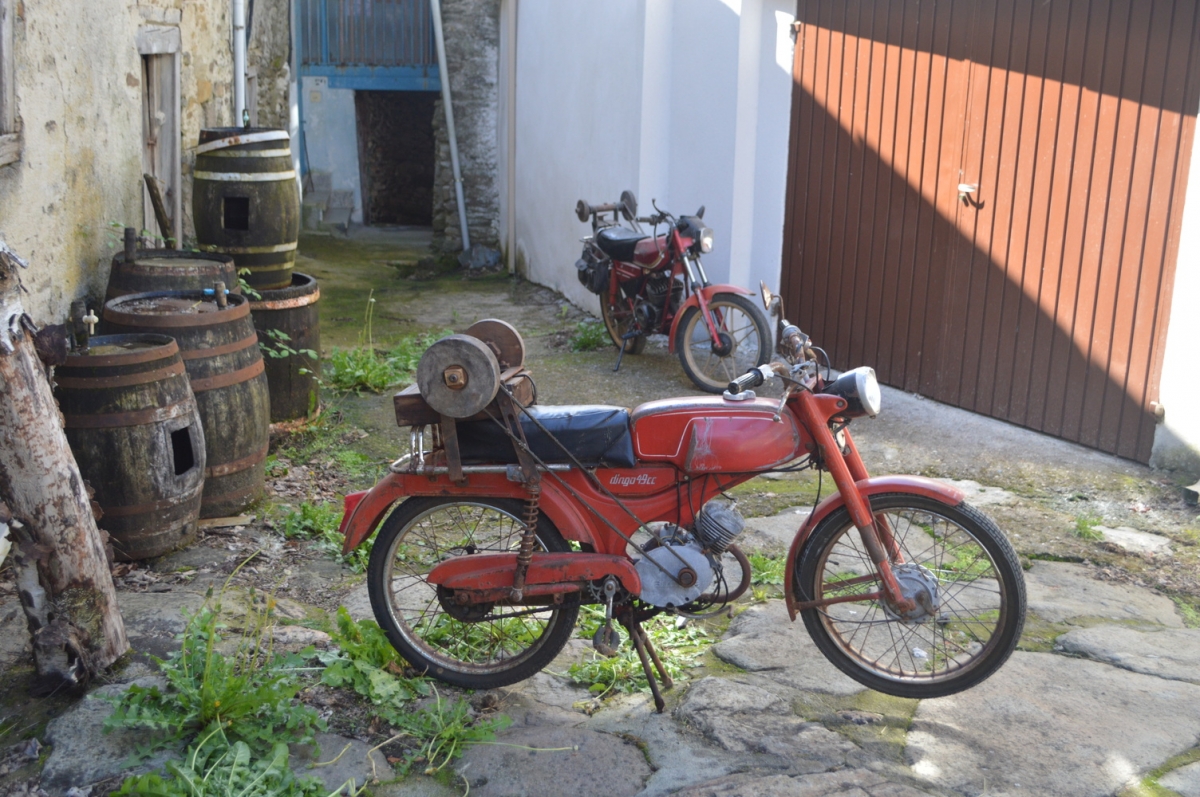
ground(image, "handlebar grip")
xmin=727 ymin=367 xmax=767 ymax=395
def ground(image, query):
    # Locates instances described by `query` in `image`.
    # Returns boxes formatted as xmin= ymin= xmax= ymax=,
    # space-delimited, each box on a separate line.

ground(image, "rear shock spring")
xmin=511 ymin=482 xmax=541 ymax=600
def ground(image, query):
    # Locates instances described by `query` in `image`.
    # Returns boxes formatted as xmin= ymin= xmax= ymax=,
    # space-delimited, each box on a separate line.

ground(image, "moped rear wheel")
xmin=599 ymin=290 xmax=647 ymax=354
xmin=367 ymin=497 xmax=580 ymax=690
xmin=796 ymin=494 xmax=1025 ymax=698
xmin=676 ymin=293 xmax=770 ymax=393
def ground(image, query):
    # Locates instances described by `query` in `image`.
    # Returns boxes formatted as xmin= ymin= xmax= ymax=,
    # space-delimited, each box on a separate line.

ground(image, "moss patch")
xmin=791 ymin=690 xmax=919 ymax=763
xmin=1119 ymin=743 xmax=1200 ymax=797
xmin=727 ymin=473 xmax=823 ymax=517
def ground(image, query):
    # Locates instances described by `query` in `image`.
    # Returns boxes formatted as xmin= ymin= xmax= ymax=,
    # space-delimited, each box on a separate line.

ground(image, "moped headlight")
xmin=820 ymin=366 xmax=882 ymax=418
xmin=699 ymin=227 xmax=715 ymax=253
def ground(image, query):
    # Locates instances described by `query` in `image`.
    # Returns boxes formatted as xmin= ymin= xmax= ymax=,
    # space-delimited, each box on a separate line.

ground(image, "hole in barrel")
xmin=223 ymin=196 xmax=250 ymax=231
xmin=171 ymin=426 xmax=196 ymax=475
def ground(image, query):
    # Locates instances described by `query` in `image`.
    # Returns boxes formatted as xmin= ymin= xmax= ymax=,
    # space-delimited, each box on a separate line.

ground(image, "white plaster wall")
xmin=512 ymin=0 xmax=645 ymax=309
xmin=301 ymin=76 xmax=364 ymax=223
xmin=1151 ymin=130 xmax=1200 ymax=476
xmin=509 ymin=0 xmax=794 ymax=311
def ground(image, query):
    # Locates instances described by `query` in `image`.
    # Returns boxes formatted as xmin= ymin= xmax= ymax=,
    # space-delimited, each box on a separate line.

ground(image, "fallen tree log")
xmin=0 ymin=239 xmax=128 ymax=686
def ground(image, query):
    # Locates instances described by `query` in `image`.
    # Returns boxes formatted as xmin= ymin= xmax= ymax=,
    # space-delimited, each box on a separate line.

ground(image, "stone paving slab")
xmin=1023 ymin=561 xmax=1183 ymax=627
xmin=1161 ymin=761 xmax=1200 ymax=797
xmin=454 ymin=725 xmax=652 ymax=797
xmin=939 ymin=479 xmax=1019 ymax=507
xmin=290 ymin=732 xmax=390 ymax=793
xmin=1055 ymin=624 xmax=1200 ymax=684
xmin=906 ymin=651 xmax=1200 ymax=796
xmin=1094 ymin=525 xmax=1174 ymax=556
xmin=740 ymin=509 xmax=810 ymax=555
xmin=41 ymin=677 xmax=177 ymax=796
xmin=673 ymin=768 xmax=936 ymax=797
xmin=712 ymin=601 xmax=866 ymax=696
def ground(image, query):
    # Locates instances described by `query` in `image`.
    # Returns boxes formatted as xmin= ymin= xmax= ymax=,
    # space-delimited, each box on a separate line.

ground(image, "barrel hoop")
xmin=116 ymin=262 xmax=233 ymax=276
xmin=205 ymin=442 xmax=269 ymax=478
xmin=179 ymin=334 xmax=259 ymax=361
xmin=189 ymin=358 xmax=265 ymax=392
xmin=195 ymin=130 xmax=290 ymax=154
xmin=201 ymin=148 xmax=293 ymax=159
xmin=194 ymin=170 xmax=298 ymax=182
xmin=104 ymin=299 xmax=251 ymax=328
xmin=201 ymin=242 xmax=297 ymax=255
xmin=63 ymin=338 xmax=179 ymax=368
xmin=62 ymin=400 xmax=193 ymax=430
xmin=55 ymin=361 xmax=186 ymax=389
xmin=201 ymin=481 xmax=262 ymax=510
xmin=101 ymin=490 xmax=201 ymax=518
xmin=251 ymin=288 xmax=321 ymax=312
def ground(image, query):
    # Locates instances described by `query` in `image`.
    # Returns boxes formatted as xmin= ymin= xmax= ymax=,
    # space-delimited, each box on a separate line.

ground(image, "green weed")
xmin=389 ymin=686 xmax=511 ymax=776
xmin=104 ymin=592 xmax=323 ymax=756
xmin=113 ymin=725 xmax=343 ymax=797
xmin=1073 ymin=514 xmax=1104 ymax=542
xmin=277 ymin=502 xmax=370 ymax=573
xmin=566 ymin=610 xmax=712 ymax=698
xmin=325 ymin=327 xmax=452 ymax=393
xmin=317 ymin=608 xmax=427 ymax=714
xmin=260 ymin=328 xmax=318 ymax=363
xmin=568 ymin=320 xmax=609 ymax=352
xmin=748 ymin=553 xmax=786 ymax=586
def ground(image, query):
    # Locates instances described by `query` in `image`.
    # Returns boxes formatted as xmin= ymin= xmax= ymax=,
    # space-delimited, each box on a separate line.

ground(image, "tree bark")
xmin=0 ymin=242 xmax=129 ymax=686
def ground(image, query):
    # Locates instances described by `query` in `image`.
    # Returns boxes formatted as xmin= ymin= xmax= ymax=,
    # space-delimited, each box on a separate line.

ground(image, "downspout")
xmin=292 ymin=0 xmax=306 ymax=185
xmin=430 ymin=0 xmax=471 ymax=251
xmin=233 ymin=0 xmax=247 ymax=124
xmin=505 ymin=0 xmax=517 ymax=273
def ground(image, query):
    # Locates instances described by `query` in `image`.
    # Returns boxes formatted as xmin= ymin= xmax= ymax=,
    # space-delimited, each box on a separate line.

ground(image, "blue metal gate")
xmin=298 ymin=0 xmax=439 ymax=91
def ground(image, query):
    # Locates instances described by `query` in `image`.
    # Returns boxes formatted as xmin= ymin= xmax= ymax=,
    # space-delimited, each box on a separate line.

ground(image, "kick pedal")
xmin=592 ymin=577 xmax=621 ymax=656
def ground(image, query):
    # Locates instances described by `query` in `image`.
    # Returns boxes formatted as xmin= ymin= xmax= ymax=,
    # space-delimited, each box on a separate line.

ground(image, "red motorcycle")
xmin=339 ymin=300 xmax=1025 ymax=711
xmin=574 ymin=191 xmax=771 ymax=393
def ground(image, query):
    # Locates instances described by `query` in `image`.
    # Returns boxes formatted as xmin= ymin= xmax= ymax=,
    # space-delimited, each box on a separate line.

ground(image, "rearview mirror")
xmin=759 ymin=281 xmax=782 ymax=319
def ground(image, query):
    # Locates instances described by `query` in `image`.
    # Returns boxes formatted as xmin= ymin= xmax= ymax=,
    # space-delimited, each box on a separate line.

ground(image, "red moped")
xmin=338 ymin=295 xmax=1025 ymax=711
xmin=574 ymin=191 xmax=771 ymax=393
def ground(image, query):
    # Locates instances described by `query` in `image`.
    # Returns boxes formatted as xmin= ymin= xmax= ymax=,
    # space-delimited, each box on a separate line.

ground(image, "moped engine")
xmin=635 ymin=528 xmax=714 ymax=607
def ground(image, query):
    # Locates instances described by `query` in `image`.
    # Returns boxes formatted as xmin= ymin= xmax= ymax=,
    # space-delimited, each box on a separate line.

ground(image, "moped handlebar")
xmin=727 ymin=364 xmax=774 ymax=395
xmin=576 ymin=200 xmax=619 ymax=223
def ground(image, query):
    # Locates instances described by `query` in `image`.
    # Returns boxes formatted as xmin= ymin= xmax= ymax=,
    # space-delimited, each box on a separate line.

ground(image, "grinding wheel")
xmin=465 ymin=318 xmax=525 ymax=370
xmin=417 ymin=334 xmax=502 ymax=418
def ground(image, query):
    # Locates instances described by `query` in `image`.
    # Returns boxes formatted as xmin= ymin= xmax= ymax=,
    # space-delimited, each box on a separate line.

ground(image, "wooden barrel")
xmin=249 ymin=272 xmax=321 ymax=422
xmin=106 ymin=248 xmax=239 ymax=300
xmin=193 ymin=127 xmax=299 ymax=292
xmin=53 ymin=334 xmax=206 ymax=560
xmin=101 ymin=292 xmax=270 ymax=518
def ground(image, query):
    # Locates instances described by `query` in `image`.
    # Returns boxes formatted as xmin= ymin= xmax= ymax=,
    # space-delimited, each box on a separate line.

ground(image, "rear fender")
xmin=781 ymin=476 xmax=966 ymax=619
xmin=668 ymin=283 xmax=754 ymax=353
xmin=339 ymin=471 xmax=601 ymax=554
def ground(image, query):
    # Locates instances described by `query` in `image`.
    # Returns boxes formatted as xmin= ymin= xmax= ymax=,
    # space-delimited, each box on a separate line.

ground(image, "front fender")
xmin=667 ymin=284 xmax=754 ymax=353
xmin=781 ymin=476 xmax=966 ymax=619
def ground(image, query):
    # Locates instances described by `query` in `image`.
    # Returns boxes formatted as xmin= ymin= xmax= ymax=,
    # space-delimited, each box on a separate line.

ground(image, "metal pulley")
xmin=464 ymin=318 xmax=525 ymax=370
xmin=417 ymin=334 xmax=502 ymax=418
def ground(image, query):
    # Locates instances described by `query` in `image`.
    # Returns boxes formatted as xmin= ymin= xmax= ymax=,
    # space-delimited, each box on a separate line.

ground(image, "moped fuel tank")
xmin=630 ymin=397 xmax=803 ymax=473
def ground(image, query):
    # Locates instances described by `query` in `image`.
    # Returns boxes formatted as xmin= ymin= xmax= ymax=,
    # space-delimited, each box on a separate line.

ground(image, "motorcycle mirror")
xmin=620 ymin=190 xmax=638 ymax=221
xmin=760 ymin=281 xmax=782 ymax=319
xmin=696 ymin=205 xmax=706 ymax=219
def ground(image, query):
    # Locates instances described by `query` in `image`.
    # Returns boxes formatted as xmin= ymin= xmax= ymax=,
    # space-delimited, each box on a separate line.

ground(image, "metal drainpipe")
xmin=430 ymin=0 xmax=471 ymax=252
xmin=233 ymin=0 xmax=247 ymax=124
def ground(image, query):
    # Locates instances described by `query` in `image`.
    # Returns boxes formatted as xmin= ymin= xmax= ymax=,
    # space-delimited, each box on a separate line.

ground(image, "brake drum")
xmin=416 ymin=334 xmax=502 ymax=418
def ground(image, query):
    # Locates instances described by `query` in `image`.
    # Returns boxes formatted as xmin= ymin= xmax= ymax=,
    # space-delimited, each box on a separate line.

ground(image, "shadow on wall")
xmin=780 ymin=0 xmax=1200 ymax=464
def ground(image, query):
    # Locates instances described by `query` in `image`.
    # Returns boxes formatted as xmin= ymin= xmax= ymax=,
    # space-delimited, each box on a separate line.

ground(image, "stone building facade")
xmin=0 ymin=0 xmax=290 ymax=323
xmin=431 ymin=0 xmax=500 ymax=254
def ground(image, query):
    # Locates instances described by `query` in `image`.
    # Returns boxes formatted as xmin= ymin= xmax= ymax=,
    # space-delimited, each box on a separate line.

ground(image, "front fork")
xmin=795 ymin=392 xmax=914 ymax=614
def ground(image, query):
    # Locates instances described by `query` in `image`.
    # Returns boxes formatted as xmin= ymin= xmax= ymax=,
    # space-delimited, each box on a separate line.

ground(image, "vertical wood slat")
xmin=780 ymin=0 xmax=1199 ymax=463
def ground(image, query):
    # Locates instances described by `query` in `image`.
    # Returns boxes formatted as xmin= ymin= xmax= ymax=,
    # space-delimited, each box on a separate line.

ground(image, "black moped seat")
xmin=456 ymin=405 xmax=636 ymax=468
xmin=594 ymin=227 xmax=650 ymax=262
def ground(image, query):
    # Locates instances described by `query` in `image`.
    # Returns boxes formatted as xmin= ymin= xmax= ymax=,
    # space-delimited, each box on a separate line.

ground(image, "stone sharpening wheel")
xmin=416 ymin=333 xmax=502 ymax=418
xmin=464 ymin=318 xmax=525 ymax=370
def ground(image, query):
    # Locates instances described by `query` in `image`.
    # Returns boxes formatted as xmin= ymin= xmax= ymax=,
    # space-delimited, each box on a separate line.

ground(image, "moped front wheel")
xmin=676 ymin=293 xmax=770 ymax=393
xmin=367 ymin=497 xmax=580 ymax=690
xmin=599 ymin=290 xmax=647 ymax=354
xmin=796 ymin=494 xmax=1025 ymax=698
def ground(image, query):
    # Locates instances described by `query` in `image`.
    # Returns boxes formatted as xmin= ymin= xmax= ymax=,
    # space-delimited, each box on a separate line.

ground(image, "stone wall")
xmin=431 ymin=0 xmax=500 ymax=254
xmin=0 ymin=0 xmax=289 ymax=324
xmin=247 ymin=0 xmax=291 ymax=129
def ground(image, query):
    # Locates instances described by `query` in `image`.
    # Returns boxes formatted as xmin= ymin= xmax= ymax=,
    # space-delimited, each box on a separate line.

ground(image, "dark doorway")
xmin=355 ymin=91 xmax=436 ymax=225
